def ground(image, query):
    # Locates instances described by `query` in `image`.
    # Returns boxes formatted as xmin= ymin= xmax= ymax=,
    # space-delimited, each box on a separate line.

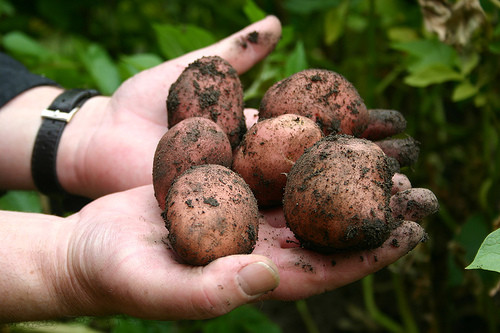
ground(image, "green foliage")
xmin=1 ymin=0 xmax=500 ymax=331
xmin=78 ymin=43 xmax=121 ymax=95
xmin=467 ymin=228 xmax=500 ymax=273
xmin=244 ymin=0 xmax=267 ymax=23
xmin=0 ymin=191 xmax=42 ymax=213
xmin=153 ymin=23 xmax=216 ymax=60
xmin=109 ymin=306 xmax=281 ymax=333
xmin=200 ymin=305 xmax=281 ymax=333
xmin=111 ymin=316 xmax=177 ymax=333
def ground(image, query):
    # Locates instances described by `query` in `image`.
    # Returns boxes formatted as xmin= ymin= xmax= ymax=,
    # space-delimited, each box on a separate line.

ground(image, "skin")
xmin=0 ymin=186 xmax=427 ymax=322
xmin=0 ymin=16 xmax=437 ymax=323
xmin=0 ymin=16 xmax=283 ymax=198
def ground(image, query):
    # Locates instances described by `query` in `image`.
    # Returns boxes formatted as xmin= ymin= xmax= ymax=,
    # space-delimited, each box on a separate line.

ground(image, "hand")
xmin=57 ymin=182 xmax=435 ymax=321
xmin=62 ymin=16 xmax=282 ymax=198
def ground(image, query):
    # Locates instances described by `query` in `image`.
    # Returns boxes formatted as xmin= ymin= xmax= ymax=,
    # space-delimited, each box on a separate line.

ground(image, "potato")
xmin=164 ymin=164 xmax=259 ymax=266
xmin=259 ymin=69 xmax=369 ymax=136
xmin=153 ymin=117 xmax=232 ymax=210
xmin=283 ymin=135 xmax=395 ymax=252
xmin=166 ymin=55 xmax=246 ymax=148
xmin=232 ymin=114 xmax=323 ymax=208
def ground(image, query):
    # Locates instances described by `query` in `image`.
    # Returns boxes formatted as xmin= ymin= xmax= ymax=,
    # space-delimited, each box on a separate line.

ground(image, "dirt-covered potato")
xmin=283 ymin=135 xmax=395 ymax=252
xmin=153 ymin=117 xmax=232 ymax=210
xmin=232 ymin=114 xmax=323 ymax=208
xmin=259 ymin=69 xmax=369 ymax=136
xmin=167 ymin=55 xmax=245 ymax=148
xmin=164 ymin=164 xmax=259 ymax=266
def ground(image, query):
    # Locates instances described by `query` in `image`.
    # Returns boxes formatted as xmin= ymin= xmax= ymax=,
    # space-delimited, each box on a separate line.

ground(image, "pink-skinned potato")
xmin=283 ymin=135 xmax=396 ymax=252
xmin=166 ymin=55 xmax=246 ymax=148
xmin=259 ymin=69 xmax=369 ymax=136
xmin=163 ymin=164 xmax=259 ymax=266
xmin=153 ymin=117 xmax=232 ymax=210
xmin=232 ymin=114 xmax=323 ymax=208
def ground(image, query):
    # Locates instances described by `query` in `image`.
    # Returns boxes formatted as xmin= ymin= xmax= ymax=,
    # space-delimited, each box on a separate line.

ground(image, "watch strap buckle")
xmin=41 ymin=107 xmax=80 ymax=123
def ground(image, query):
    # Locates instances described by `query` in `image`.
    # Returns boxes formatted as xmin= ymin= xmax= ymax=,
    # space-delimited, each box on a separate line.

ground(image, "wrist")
xmin=0 ymin=86 xmax=63 ymax=190
xmin=45 ymin=214 xmax=110 ymax=318
xmin=56 ymin=94 xmax=109 ymax=198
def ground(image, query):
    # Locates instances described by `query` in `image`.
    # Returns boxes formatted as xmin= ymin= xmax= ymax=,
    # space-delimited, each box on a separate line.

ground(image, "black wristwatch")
xmin=31 ymin=88 xmax=100 ymax=196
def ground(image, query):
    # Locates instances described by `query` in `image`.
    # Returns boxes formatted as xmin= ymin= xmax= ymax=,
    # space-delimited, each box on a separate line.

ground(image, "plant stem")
xmin=392 ymin=271 xmax=419 ymax=333
xmin=295 ymin=299 xmax=320 ymax=333
xmin=366 ymin=0 xmax=377 ymax=107
xmin=362 ymin=275 xmax=403 ymax=333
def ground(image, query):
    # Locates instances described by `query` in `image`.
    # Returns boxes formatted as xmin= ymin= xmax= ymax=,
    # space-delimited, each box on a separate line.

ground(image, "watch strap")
xmin=31 ymin=88 xmax=100 ymax=195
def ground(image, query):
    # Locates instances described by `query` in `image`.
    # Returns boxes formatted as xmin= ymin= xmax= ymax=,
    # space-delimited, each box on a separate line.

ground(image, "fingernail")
xmin=238 ymin=262 xmax=280 ymax=297
xmin=393 ymin=221 xmax=426 ymax=252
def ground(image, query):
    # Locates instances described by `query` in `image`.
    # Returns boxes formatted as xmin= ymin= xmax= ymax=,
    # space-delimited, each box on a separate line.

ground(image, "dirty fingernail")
xmin=238 ymin=261 xmax=280 ymax=297
xmin=391 ymin=221 xmax=427 ymax=252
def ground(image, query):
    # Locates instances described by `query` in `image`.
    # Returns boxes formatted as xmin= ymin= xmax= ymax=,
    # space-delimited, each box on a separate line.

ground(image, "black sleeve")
xmin=0 ymin=52 xmax=59 ymax=108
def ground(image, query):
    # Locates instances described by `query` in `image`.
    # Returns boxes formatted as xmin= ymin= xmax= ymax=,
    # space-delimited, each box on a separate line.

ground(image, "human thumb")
xmin=158 ymin=254 xmax=280 ymax=320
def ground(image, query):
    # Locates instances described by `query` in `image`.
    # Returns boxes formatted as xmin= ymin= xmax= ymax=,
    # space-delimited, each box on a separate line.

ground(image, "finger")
xmin=391 ymin=173 xmax=411 ymax=195
xmin=258 ymin=221 xmax=425 ymax=301
xmin=119 ymin=16 xmax=281 ymax=119
xmin=126 ymin=254 xmax=279 ymax=320
xmin=244 ymin=108 xmax=259 ymax=130
xmin=390 ymin=188 xmax=439 ymax=222
xmin=176 ymin=15 xmax=282 ymax=75
xmin=375 ymin=137 xmax=420 ymax=167
xmin=361 ymin=109 xmax=407 ymax=141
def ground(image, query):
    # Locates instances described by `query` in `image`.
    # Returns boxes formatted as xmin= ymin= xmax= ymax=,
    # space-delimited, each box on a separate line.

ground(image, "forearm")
xmin=0 ymin=86 xmax=110 ymax=196
xmin=0 ymin=210 xmax=77 ymax=323
xmin=0 ymin=86 xmax=62 ymax=190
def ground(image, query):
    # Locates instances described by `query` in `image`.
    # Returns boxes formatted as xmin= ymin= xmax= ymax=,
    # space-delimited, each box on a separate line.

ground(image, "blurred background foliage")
xmin=1 ymin=0 xmax=500 ymax=332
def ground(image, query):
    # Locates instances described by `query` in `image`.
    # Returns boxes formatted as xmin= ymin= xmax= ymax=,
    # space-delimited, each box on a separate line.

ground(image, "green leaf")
xmin=119 ymin=53 xmax=163 ymax=78
xmin=403 ymin=64 xmax=463 ymax=87
xmin=459 ymin=52 xmax=480 ymax=76
xmin=0 ymin=191 xmax=42 ymax=213
xmin=391 ymin=39 xmax=459 ymax=73
xmin=466 ymin=228 xmax=500 ymax=273
xmin=488 ymin=40 xmax=500 ymax=54
xmin=323 ymin=0 xmax=349 ymax=46
xmin=452 ymin=80 xmax=478 ymax=102
xmin=202 ymin=305 xmax=281 ymax=333
xmin=79 ymin=43 xmax=121 ymax=95
xmin=284 ymin=40 xmax=308 ymax=77
xmin=154 ymin=23 xmax=216 ymax=60
xmin=111 ymin=316 xmax=175 ymax=333
xmin=0 ymin=0 xmax=14 ymax=16
xmin=243 ymin=0 xmax=267 ymax=23
xmin=275 ymin=25 xmax=296 ymax=51
xmin=285 ymin=0 xmax=340 ymax=15
xmin=387 ymin=27 xmax=419 ymax=43
xmin=2 ymin=31 xmax=53 ymax=60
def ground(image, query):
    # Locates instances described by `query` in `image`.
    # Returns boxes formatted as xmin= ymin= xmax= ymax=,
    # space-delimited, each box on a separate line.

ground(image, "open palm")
xmin=64 ymin=185 xmax=428 ymax=320
xmin=70 ymin=16 xmax=282 ymax=198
